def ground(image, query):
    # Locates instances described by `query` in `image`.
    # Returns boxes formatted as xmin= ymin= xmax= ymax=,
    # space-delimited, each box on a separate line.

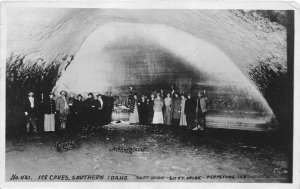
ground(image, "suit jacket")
xmin=55 ymin=96 xmax=69 ymax=113
xmin=95 ymin=99 xmax=104 ymax=110
xmin=44 ymin=98 xmax=56 ymax=114
xmin=23 ymin=97 xmax=37 ymax=116
xmin=185 ymin=98 xmax=196 ymax=114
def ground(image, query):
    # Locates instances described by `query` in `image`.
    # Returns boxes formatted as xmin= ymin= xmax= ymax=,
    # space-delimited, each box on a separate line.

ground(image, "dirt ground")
xmin=5 ymin=123 xmax=290 ymax=183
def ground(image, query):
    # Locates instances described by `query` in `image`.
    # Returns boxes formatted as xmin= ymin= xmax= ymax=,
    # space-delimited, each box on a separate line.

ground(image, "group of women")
xmin=127 ymin=89 xmax=208 ymax=130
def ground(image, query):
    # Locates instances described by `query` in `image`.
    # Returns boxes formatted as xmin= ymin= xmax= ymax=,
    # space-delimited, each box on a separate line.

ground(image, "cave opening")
xmin=51 ymin=22 xmax=276 ymax=130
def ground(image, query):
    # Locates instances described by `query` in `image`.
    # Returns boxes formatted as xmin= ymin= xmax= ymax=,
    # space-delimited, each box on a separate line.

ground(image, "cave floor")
xmin=5 ymin=123 xmax=290 ymax=183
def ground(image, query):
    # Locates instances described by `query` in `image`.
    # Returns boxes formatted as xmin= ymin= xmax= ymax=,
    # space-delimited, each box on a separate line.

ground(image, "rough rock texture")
xmin=7 ymin=9 xmax=286 ymax=74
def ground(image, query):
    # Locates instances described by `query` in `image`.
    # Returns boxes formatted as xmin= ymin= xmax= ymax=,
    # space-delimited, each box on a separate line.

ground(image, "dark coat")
xmin=94 ymin=99 xmax=104 ymax=110
xmin=147 ymin=99 xmax=154 ymax=113
xmin=74 ymin=100 xmax=85 ymax=115
xmin=43 ymin=98 xmax=56 ymax=114
xmin=84 ymin=98 xmax=96 ymax=109
xmin=84 ymin=98 xmax=96 ymax=124
xmin=138 ymin=99 xmax=147 ymax=112
xmin=185 ymin=98 xmax=196 ymax=114
xmin=138 ymin=99 xmax=148 ymax=124
xmin=172 ymin=97 xmax=181 ymax=119
xmin=23 ymin=97 xmax=37 ymax=116
xmin=94 ymin=99 xmax=104 ymax=123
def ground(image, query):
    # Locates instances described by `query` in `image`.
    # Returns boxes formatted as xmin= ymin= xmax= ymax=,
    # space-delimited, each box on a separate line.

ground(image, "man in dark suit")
xmin=74 ymin=94 xmax=85 ymax=132
xmin=195 ymin=90 xmax=208 ymax=131
xmin=84 ymin=92 xmax=96 ymax=126
xmin=24 ymin=91 xmax=37 ymax=133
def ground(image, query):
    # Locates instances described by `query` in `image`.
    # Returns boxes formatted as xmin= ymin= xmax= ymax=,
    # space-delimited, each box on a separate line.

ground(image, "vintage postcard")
xmin=0 ymin=0 xmax=299 ymax=189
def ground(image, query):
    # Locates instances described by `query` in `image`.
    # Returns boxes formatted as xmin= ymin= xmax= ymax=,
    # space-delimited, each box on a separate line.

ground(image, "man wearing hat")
xmin=195 ymin=90 xmax=208 ymax=131
xmin=74 ymin=94 xmax=85 ymax=132
xmin=84 ymin=92 xmax=96 ymax=126
xmin=23 ymin=91 xmax=37 ymax=133
xmin=55 ymin=90 xmax=69 ymax=131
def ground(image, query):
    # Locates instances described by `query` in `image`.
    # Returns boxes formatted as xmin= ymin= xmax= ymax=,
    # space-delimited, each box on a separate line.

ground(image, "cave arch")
xmin=54 ymin=22 xmax=276 ymax=129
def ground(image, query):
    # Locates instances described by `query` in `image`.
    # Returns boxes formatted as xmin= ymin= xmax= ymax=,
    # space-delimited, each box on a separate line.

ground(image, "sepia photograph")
xmin=0 ymin=1 xmax=298 ymax=188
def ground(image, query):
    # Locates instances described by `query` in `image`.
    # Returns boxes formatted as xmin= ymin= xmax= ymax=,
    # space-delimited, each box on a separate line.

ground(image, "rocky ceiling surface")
xmin=7 ymin=8 xmax=287 ymax=75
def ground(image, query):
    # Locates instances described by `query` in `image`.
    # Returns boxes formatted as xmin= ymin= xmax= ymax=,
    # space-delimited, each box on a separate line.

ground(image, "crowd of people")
xmin=127 ymin=86 xmax=208 ymax=131
xmin=22 ymin=86 xmax=208 ymax=135
xmin=23 ymin=90 xmax=114 ymax=135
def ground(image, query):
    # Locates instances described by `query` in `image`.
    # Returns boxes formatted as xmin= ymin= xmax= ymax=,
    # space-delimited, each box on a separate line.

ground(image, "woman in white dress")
xmin=129 ymin=94 xmax=139 ymax=124
xmin=179 ymin=94 xmax=187 ymax=126
xmin=152 ymin=93 xmax=164 ymax=124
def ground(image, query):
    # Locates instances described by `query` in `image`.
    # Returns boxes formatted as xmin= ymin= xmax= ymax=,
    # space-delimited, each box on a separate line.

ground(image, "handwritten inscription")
xmin=9 ymin=173 xmax=247 ymax=181
xmin=108 ymin=146 xmax=147 ymax=154
xmin=10 ymin=174 xmax=32 ymax=181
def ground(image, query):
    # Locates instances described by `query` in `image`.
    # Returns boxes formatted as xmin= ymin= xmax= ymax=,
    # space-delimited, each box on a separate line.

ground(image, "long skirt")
xmin=139 ymin=110 xmax=148 ymax=125
xmin=186 ymin=113 xmax=196 ymax=130
xmin=148 ymin=110 xmax=154 ymax=124
xmin=44 ymin=114 xmax=55 ymax=131
xmin=129 ymin=105 xmax=139 ymax=124
xmin=179 ymin=112 xmax=187 ymax=126
xmin=152 ymin=111 xmax=164 ymax=124
xmin=163 ymin=105 xmax=172 ymax=125
xmin=172 ymin=119 xmax=180 ymax=126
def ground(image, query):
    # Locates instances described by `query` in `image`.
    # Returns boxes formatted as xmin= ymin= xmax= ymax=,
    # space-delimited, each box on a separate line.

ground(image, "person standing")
xmin=67 ymin=94 xmax=76 ymax=133
xmin=55 ymin=90 xmax=69 ymax=131
xmin=138 ymin=95 xmax=148 ymax=125
xmin=185 ymin=94 xmax=196 ymax=130
xmin=152 ymin=93 xmax=164 ymax=125
xmin=147 ymin=93 xmax=155 ymax=124
xmin=195 ymin=91 xmax=208 ymax=130
xmin=106 ymin=92 xmax=114 ymax=124
xmin=23 ymin=91 xmax=37 ymax=134
xmin=179 ymin=94 xmax=187 ymax=126
xmin=74 ymin=94 xmax=85 ymax=132
xmin=127 ymin=86 xmax=134 ymax=106
xmin=95 ymin=94 xmax=104 ymax=126
xmin=163 ymin=93 xmax=172 ymax=126
xmin=84 ymin=93 xmax=96 ymax=126
xmin=36 ymin=93 xmax=45 ymax=133
xmin=43 ymin=92 xmax=56 ymax=133
xmin=171 ymin=92 xmax=181 ymax=126
xmin=129 ymin=94 xmax=139 ymax=124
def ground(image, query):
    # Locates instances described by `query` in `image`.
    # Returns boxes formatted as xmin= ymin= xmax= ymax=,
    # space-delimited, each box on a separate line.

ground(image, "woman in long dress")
xmin=172 ymin=92 xmax=181 ymax=126
xmin=138 ymin=95 xmax=148 ymax=125
xmin=44 ymin=92 xmax=56 ymax=132
xmin=152 ymin=93 xmax=164 ymax=124
xmin=129 ymin=94 xmax=139 ymax=124
xmin=179 ymin=94 xmax=187 ymax=126
xmin=185 ymin=93 xmax=196 ymax=130
xmin=163 ymin=93 xmax=172 ymax=125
